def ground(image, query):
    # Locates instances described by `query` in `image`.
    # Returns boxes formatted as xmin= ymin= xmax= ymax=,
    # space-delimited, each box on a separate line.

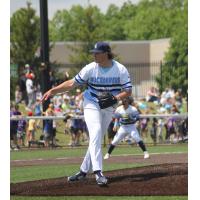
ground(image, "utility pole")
xmin=39 ymin=0 xmax=50 ymax=112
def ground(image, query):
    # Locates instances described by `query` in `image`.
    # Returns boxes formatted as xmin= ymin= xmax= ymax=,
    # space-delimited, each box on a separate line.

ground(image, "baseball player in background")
xmin=104 ymin=96 xmax=150 ymax=160
xmin=41 ymin=41 xmax=132 ymax=186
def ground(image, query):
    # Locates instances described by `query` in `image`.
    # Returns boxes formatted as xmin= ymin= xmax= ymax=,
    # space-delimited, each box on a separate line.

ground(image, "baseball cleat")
xmin=96 ymin=175 xmax=108 ymax=186
xmin=67 ymin=171 xmax=86 ymax=182
xmin=104 ymin=153 xmax=110 ymax=160
xmin=144 ymin=151 xmax=150 ymax=159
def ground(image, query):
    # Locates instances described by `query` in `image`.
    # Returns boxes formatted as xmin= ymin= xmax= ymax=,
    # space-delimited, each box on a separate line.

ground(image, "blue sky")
xmin=11 ymin=0 xmax=140 ymax=19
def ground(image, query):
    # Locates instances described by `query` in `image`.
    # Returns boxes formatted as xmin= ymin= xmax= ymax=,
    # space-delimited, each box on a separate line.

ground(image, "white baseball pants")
xmin=80 ymin=106 xmax=113 ymax=173
xmin=111 ymin=124 xmax=142 ymax=145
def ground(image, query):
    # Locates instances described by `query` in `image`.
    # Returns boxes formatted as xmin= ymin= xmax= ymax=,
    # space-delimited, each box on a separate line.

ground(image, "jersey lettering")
xmin=89 ymin=77 xmax=120 ymax=84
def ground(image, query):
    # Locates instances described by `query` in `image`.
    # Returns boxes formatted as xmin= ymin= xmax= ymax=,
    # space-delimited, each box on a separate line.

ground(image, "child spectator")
xmin=43 ymin=104 xmax=54 ymax=147
xmin=27 ymin=111 xmax=36 ymax=147
xmin=17 ymin=117 xmax=27 ymax=147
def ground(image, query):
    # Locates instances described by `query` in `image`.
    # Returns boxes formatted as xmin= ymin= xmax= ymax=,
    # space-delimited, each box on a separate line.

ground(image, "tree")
xmin=10 ymin=2 xmax=40 ymax=100
xmin=124 ymin=0 xmax=185 ymax=40
xmin=50 ymin=5 xmax=105 ymax=68
xmin=156 ymin=0 xmax=188 ymax=95
xmin=49 ymin=9 xmax=73 ymax=41
xmin=10 ymin=2 xmax=40 ymax=73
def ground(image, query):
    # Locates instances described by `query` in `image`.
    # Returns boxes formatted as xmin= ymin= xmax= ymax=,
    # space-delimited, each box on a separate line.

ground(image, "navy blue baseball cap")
xmin=90 ymin=42 xmax=111 ymax=53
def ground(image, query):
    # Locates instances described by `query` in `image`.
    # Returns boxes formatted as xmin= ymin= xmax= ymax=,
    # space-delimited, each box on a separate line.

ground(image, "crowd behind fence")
xmin=10 ymin=110 xmax=188 ymax=150
xmin=11 ymin=62 xmax=188 ymax=150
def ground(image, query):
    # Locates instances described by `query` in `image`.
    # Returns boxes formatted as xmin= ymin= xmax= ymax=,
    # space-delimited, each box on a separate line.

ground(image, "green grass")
xmin=11 ymin=163 xmax=147 ymax=183
xmin=11 ymin=144 xmax=188 ymax=160
xmin=10 ymin=196 xmax=188 ymax=200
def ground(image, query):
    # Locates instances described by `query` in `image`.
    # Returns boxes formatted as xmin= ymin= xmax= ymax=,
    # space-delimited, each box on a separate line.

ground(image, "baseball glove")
xmin=97 ymin=92 xmax=117 ymax=109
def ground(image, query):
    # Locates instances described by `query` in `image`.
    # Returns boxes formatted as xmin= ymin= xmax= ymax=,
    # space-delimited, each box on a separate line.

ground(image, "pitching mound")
xmin=11 ymin=163 xmax=187 ymax=196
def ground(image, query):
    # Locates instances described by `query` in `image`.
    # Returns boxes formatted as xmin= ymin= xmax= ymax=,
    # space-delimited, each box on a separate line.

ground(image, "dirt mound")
xmin=11 ymin=163 xmax=187 ymax=196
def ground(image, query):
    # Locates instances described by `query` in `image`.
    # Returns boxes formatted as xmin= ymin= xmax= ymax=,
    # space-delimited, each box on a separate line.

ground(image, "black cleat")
xmin=67 ymin=171 xmax=86 ymax=182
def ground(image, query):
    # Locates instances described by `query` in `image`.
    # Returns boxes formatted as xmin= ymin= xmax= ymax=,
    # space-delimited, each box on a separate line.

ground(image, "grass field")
xmin=10 ymin=144 xmax=188 ymax=200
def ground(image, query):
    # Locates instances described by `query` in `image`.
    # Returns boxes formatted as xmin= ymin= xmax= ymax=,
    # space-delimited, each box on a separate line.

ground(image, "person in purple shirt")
xmin=17 ymin=118 xmax=27 ymax=147
xmin=10 ymin=103 xmax=21 ymax=150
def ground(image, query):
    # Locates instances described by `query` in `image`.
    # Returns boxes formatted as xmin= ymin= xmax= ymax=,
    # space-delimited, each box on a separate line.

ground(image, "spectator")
xmin=150 ymin=118 xmax=158 ymax=145
xmin=33 ymin=98 xmax=43 ymax=129
xmin=146 ymin=86 xmax=159 ymax=102
xmin=26 ymin=72 xmax=36 ymax=109
xmin=25 ymin=63 xmax=32 ymax=75
xmin=10 ymin=103 xmax=21 ymax=150
xmin=61 ymin=97 xmax=71 ymax=135
xmin=75 ymin=89 xmax=83 ymax=107
xmin=69 ymin=108 xmax=84 ymax=147
xmin=139 ymin=110 xmax=150 ymax=142
xmin=164 ymin=116 xmax=176 ymax=143
xmin=35 ymin=84 xmax=42 ymax=100
xmin=26 ymin=111 xmax=36 ymax=147
xmin=164 ymin=97 xmax=174 ymax=111
xmin=157 ymin=118 xmax=164 ymax=143
xmin=43 ymin=104 xmax=54 ymax=147
xmin=15 ymin=85 xmax=22 ymax=104
xmin=52 ymin=93 xmax=63 ymax=113
xmin=175 ymin=88 xmax=183 ymax=112
xmin=160 ymin=87 xmax=175 ymax=106
xmin=61 ymin=97 xmax=71 ymax=113
xmin=160 ymin=88 xmax=170 ymax=105
xmin=17 ymin=116 xmax=27 ymax=147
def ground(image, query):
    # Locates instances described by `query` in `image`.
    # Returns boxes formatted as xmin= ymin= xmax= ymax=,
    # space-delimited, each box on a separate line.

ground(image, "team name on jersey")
xmin=89 ymin=77 xmax=120 ymax=84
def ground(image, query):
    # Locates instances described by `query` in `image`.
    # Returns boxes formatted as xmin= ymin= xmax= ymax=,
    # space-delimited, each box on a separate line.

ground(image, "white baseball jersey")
xmin=114 ymin=105 xmax=139 ymax=125
xmin=74 ymin=60 xmax=132 ymax=107
xmin=112 ymin=105 xmax=142 ymax=145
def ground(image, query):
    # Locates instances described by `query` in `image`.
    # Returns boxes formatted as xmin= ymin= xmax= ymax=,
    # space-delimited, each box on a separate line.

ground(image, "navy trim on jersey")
xmin=87 ymin=83 xmax=122 ymax=90
xmin=88 ymin=82 xmax=122 ymax=87
xmin=123 ymin=85 xmax=132 ymax=89
xmin=75 ymin=74 xmax=88 ymax=85
xmin=74 ymin=77 xmax=82 ymax=84
xmin=88 ymin=84 xmax=121 ymax=93
xmin=77 ymin=74 xmax=87 ymax=83
xmin=122 ymin=81 xmax=131 ymax=86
